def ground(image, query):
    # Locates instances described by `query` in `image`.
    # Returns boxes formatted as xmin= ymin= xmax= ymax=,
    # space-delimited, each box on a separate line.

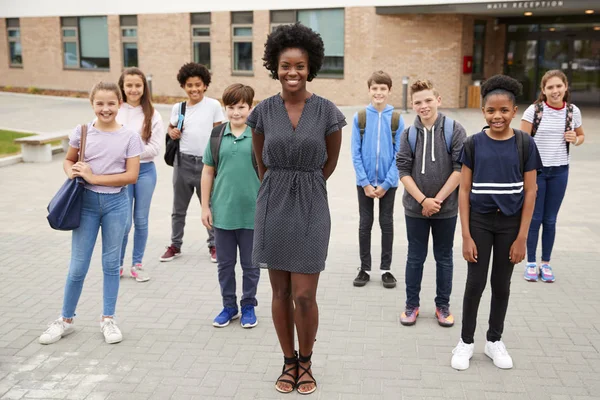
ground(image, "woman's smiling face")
xmin=278 ymin=48 xmax=309 ymax=94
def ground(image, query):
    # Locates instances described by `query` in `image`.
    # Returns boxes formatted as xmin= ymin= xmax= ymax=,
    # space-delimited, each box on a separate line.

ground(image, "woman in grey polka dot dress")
xmin=247 ymin=23 xmax=346 ymax=395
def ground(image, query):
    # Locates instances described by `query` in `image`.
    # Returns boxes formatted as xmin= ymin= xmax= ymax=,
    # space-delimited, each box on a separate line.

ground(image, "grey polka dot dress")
xmin=246 ymin=94 xmax=347 ymax=274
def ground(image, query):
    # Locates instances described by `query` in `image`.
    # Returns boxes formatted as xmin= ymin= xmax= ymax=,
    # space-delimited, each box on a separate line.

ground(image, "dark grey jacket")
xmin=396 ymin=112 xmax=467 ymax=219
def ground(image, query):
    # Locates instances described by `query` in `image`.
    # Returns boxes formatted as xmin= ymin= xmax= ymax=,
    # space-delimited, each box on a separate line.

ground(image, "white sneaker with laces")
xmin=100 ymin=317 xmax=123 ymax=344
xmin=451 ymin=339 xmax=474 ymax=370
xmin=484 ymin=340 xmax=513 ymax=369
xmin=39 ymin=318 xmax=74 ymax=345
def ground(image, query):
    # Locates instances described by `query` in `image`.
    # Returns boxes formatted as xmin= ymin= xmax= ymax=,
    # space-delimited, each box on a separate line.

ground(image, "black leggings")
xmin=461 ymin=211 xmax=521 ymax=344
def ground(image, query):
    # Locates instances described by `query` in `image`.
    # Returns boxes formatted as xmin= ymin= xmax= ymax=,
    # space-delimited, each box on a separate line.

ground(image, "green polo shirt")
xmin=203 ymin=123 xmax=260 ymax=230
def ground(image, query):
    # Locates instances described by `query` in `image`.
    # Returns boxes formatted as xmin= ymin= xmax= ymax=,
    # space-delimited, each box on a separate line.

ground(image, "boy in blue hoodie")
xmin=352 ymin=71 xmax=404 ymax=289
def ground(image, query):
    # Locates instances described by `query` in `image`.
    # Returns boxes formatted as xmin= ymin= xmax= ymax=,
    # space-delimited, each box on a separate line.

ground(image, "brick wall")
xmin=0 ymin=8 xmax=487 ymax=108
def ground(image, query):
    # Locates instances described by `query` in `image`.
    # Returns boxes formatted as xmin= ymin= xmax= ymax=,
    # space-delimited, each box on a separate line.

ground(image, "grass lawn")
xmin=0 ymin=130 xmax=61 ymax=157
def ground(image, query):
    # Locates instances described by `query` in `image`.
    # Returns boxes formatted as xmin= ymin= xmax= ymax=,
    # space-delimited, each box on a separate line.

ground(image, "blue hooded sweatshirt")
xmin=351 ymin=104 xmax=404 ymax=190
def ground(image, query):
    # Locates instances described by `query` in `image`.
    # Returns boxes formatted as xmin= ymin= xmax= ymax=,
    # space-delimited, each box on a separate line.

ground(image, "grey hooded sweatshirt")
xmin=396 ymin=112 xmax=467 ymax=219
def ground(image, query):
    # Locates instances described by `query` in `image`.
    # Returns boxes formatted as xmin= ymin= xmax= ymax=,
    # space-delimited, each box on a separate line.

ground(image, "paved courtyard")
xmin=0 ymin=92 xmax=599 ymax=400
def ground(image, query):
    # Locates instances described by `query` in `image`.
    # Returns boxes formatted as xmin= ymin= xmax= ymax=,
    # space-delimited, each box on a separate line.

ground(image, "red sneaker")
xmin=435 ymin=306 xmax=455 ymax=327
xmin=159 ymin=245 xmax=181 ymax=262
xmin=210 ymin=246 xmax=217 ymax=263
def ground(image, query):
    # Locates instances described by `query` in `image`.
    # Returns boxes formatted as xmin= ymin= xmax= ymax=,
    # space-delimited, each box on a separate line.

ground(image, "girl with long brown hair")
xmin=520 ymin=70 xmax=586 ymax=283
xmin=117 ymin=67 xmax=164 ymax=282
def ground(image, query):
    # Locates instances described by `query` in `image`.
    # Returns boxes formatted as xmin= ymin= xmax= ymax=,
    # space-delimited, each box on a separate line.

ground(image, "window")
xmin=191 ymin=13 xmax=211 ymax=69
xmin=270 ymin=9 xmax=345 ymax=77
xmin=61 ymin=16 xmax=109 ymax=69
xmin=120 ymin=15 xmax=138 ymax=68
xmin=6 ymin=18 xmax=22 ymax=67
xmin=472 ymin=21 xmax=486 ymax=79
xmin=231 ymin=11 xmax=253 ymax=73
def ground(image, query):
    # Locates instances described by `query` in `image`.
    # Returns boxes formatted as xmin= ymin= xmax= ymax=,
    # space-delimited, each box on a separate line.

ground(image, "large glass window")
xmin=472 ymin=21 xmax=486 ymax=79
xmin=191 ymin=13 xmax=211 ymax=69
xmin=270 ymin=9 xmax=345 ymax=77
xmin=120 ymin=15 xmax=138 ymax=68
xmin=6 ymin=18 xmax=22 ymax=67
xmin=231 ymin=11 xmax=253 ymax=73
xmin=61 ymin=16 xmax=109 ymax=69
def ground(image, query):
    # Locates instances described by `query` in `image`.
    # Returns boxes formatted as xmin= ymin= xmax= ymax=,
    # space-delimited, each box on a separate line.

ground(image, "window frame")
xmin=7 ymin=23 xmax=22 ymax=68
xmin=191 ymin=23 xmax=211 ymax=69
xmin=231 ymin=23 xmax=253 ymax=75
xmin=472 ymin=20 xmax=487 ymax=80
xmin=120 ymin=18 xmax=138 ymax=68
xmin=270 ymin=10 xmax=296 ymax=32
xmin=61 ymin=16 xmax=110 ymax=71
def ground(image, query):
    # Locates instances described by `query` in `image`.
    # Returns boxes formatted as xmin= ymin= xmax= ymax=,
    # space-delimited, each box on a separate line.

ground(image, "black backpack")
xmin=463 ymin=128 xmax=530 ymax=176
xmin=209 ymin=122 xmax=258 ymax=177
xmin=164 ymin=101 xmax=186 ymax=167
xmin=531 ymin=102 xmax=574 ymax=154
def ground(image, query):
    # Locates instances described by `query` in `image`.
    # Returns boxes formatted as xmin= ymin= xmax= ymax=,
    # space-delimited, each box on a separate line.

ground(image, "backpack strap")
xmin=530 ymin=102 xmax=543 ymax=137
xmin=408 ymin=125 xmax=418 ymax=155
xmin=391 ymin=111 xmax=400 ymax=146
xmin=210 ymin=123 xmax=227 ymax=176
xmin=463 ymin=135 xmax=475 ymax=171
xmin=443 ymin=116 xmax=454 ymax=154
xmin=177 ymin=101 xmax=187 ymax=131
xmin=565 ymin=103 xmax=574 ymax=154
xmin=358 ymin=109 xmax=367 ymax=141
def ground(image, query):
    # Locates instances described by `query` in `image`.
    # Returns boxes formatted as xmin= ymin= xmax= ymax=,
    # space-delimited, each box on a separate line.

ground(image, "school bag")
xmin=357 ymin=109 xmax=401 ymax=145
xmin=164 ymin=101 xmax=186 ymax=166
xmin=47 ymin=124 xmax=88 ymax=231
xmin=407 ymin=116 xmax=455 ymax=155
xmin=530 ymin=101 xmax=574 ymax=154
xmin=209 ymin=122 xmax=258 ymax=177
xmin=462 ymin=128 xmax=530 ymax=176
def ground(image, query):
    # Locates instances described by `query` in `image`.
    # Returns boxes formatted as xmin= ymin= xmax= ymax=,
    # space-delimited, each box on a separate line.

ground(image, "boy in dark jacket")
xmin=396 ymin=79 xmax=466 ymax=327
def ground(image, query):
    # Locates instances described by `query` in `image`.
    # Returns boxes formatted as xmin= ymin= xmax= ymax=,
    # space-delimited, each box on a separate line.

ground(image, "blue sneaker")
xmin=539 ymin=264 xmax=555 ymax=283
xmin=213 ymin=307 xmax=239 ymax=327
xmin=240 ymin=305 xmax=258 ymax=328
xmin=524 ymin=263 xmax=538 ymax=282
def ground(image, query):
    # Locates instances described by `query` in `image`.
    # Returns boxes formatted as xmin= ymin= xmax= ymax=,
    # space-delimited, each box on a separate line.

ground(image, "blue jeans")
xmin=121 ymin=162 xmax=157 ymax=266
xmin=213 ymin=228 xmax=260 ymax=308
xmin=404 ymin=215 xmax=457 ymax=308
xmin=62 ymin=188 xmax=129 ymax=318
xmin=527 ymin=165 xmax=569 ymax=263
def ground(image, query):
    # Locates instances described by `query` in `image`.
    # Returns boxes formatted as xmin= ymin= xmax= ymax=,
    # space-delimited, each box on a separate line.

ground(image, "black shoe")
xmin=381 ymin=272 xmax=397 ymax=289
xmin=353 ymin=269 xmax=370 ymax=287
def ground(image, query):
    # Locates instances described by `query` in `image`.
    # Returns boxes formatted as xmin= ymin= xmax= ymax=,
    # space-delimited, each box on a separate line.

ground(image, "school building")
xmin=1 ymin=0 xmax=599 ymax=108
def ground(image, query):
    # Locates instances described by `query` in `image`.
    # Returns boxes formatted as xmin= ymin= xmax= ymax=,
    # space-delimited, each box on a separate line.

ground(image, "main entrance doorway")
xmin=505 ymin=22 xmax=600 ymax=105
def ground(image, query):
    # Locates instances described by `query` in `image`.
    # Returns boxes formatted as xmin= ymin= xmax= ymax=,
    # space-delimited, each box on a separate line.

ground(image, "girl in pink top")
xmin=117 ymin=68 xmax=164 ymax=282
xmin=39 ymin=82 xmax=143 ymax=346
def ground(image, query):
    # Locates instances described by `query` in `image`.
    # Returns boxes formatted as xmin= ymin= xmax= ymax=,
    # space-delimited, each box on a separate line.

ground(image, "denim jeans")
xmin=357 ymin=186 xmax=397 ymax=271
xmin=121 ymin=162 xmax=157 ymax=266
xmin=461 ymin=211 xmax=520 ymax=344
xmin=527 ymin=165 xmax=569 ymax=263
xmin=213 ymin=228 xmax=260 ymax=308
xmin=404 ymin=215 xmax=457 ymax=308
xmin=62 ymin=188 xmax=128 ymax=319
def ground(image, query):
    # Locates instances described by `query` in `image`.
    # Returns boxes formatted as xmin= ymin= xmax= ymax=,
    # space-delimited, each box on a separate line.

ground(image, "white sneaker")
xmin=485 ymin=340 xmax=513 ymax=369
xmin=39 ymin=318 xmax=74 ymax=345
xmin=451 ymin=339 xmax=474 ymax=370
xmin=130 ymin=264 xmax=150 ymax=282
xmin=100 ymin=318 xmax=123 ymax=344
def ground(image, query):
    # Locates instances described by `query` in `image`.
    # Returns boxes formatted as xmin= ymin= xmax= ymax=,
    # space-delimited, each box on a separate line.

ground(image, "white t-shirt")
xmin=117 ymin=103 xmax=164 ymax=163
xmin=522 ymin=102 xmax=582 ymax=167
xmin=170 ymin=97 xmax=225 ymax=157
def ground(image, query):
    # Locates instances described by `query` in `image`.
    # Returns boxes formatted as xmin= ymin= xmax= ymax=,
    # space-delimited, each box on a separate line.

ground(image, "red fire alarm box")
xmin=463 ymin=56 xmax=473 ymax=74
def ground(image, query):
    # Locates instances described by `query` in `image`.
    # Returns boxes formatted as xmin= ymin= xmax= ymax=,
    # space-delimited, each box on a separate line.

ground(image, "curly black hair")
xmin=176 ymin=62 xmax=211 ymax=87
xmin=481 ymin=74 xmax=523 ymax=105
xmin=263 ymin=22 xmax=325 ymax=82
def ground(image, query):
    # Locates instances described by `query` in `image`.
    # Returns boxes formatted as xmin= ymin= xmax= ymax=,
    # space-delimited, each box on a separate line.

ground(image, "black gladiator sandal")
xmin=275 ymin=351 xmax=298 ymax=394
xmin=296 ymin=352 xmax=317 ymax=395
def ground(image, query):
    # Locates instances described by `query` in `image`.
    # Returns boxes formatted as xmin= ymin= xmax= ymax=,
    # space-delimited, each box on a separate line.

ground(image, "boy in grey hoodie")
xmin=396 ymin=80 xmax=466 ymax=327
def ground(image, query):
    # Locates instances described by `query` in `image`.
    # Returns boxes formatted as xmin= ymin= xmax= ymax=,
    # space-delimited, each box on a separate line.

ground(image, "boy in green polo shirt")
xmin=201 ymin=83 xmax=260 ymax=328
